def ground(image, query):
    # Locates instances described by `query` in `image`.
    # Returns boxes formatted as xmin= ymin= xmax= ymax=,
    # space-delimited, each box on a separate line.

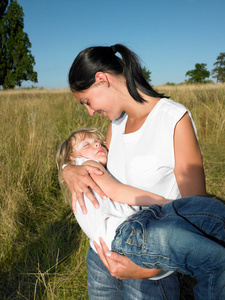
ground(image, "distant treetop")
xmin=0 ymin=0 xmax=38 ymax=89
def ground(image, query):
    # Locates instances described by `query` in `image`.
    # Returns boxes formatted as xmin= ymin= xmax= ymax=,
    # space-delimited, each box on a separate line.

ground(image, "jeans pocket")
xmin=125 ymin=227 xmax=143 ymax=247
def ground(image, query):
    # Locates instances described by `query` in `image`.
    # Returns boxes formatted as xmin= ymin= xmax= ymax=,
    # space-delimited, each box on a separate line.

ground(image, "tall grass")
xmin=0 ymin=84 xmax=224 ymax=299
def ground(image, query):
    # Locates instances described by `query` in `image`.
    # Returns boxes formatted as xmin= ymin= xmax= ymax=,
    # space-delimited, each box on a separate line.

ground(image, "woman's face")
xmin=73 ymin=74 xmax=123 ymax=121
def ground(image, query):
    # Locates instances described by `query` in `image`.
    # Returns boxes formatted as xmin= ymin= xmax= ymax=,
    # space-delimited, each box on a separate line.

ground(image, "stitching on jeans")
xmin=125 ymin=227 xmax=143 ymax=247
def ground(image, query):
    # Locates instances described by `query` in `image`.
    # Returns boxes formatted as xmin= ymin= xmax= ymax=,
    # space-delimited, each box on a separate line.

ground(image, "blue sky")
xmin=17 ymin=0 xmax=225 ymax=89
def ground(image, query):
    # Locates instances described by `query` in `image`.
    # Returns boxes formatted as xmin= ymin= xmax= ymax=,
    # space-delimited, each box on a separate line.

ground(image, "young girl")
xmin=56 ymin=128 xmax=171 ymax=279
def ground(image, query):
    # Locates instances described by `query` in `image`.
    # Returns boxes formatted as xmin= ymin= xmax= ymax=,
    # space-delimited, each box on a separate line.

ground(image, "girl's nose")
xmin=95 ymin=142 xmax=101 ymax=147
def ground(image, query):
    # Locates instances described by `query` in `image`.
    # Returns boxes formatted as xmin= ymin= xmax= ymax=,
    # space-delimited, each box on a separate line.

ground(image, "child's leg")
xmin=111 ymin=196 xmax=225 ymax=300
xmin=161 ymin=196 xmax=225 ymax=243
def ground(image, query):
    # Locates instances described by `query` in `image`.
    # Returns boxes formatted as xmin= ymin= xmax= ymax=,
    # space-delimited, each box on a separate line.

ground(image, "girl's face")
xmin=71 ymin=135 xmax=108 ymax=166
xmin=73 ymin=73 xmax=123 ymax=121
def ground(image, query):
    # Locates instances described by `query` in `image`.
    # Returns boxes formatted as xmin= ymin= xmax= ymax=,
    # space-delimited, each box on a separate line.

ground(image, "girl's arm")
xmin=82 ymin=160 xmax=170 ymax=207
xmin=174 ymin=113 xmax=206 ymax=197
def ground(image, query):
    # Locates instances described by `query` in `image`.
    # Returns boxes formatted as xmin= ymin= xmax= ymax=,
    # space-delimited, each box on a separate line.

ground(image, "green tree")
xmin=142 ymin=66 xmax=151 ymax=82
xmin=0 ymin=0 xmax=8 ymax=85
xmin=185 ymin=63 xmax=210 ymax=83
xmin=0 ymin=0 xmax=37 ymax=89
xmin=211 ymin=52 xmax=225 ymax=83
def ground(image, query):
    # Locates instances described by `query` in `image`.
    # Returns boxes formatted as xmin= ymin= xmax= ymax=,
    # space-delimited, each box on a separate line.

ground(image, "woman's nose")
xmin=95 ymin=142 xmax=101 ymax=147
xmin=86 ymin=106 xmax=95 ymax=116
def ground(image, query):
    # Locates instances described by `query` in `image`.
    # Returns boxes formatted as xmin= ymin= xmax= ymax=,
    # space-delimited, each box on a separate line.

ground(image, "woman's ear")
xmin=95 ymin=72 xmax=110 ymax=87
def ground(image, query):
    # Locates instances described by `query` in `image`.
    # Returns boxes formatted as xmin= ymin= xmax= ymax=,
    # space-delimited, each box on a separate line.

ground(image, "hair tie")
xmin=111 ymin=45 xmax=117 ymax=54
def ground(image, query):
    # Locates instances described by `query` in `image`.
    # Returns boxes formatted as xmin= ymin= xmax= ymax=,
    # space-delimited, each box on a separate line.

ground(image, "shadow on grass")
xmin=206 ymin=192 xmax=225 ymax=203
xmin=0 ymin=210 xmax=83 ymax=299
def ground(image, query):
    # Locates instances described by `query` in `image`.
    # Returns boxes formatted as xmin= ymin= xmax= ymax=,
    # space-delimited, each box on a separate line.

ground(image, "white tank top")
xmin=107 ymin=98 xmax=196 ymax=201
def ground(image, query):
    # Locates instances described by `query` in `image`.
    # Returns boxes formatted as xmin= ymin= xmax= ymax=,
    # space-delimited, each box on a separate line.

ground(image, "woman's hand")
xmin=93 ymin=238 xmax=161 ymax=279
xmin=61 ymin=164 xmax=106 ymax=214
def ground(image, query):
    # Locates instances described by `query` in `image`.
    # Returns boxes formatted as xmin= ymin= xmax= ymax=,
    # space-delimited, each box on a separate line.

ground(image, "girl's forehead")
xmin=78 ymin=133 xmax=98 ymax=141
xmin=72 ymin=133 xmax=101 ymax=145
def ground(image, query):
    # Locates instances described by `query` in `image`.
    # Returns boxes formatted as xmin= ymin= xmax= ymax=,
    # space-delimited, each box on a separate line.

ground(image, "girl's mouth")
xmin=97 ymin=149 xmax=105 ymax=154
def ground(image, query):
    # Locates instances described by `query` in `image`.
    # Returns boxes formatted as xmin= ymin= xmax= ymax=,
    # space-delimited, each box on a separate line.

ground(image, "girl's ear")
xmin=95 ymin=72 xmax=109 ymax=86
xmin=69 ymin=155 xmax=77 ymax=162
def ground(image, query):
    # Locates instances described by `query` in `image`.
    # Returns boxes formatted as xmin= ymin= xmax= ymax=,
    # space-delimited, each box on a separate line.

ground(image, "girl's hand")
xmin=94 ymin=238 xmax=161 ymax=279
xmin=61 ymin=164 xmax=106 ymax=214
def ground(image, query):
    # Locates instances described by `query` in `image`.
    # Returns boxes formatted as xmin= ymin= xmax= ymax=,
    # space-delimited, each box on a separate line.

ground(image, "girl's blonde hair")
xmin=56 ymin=128 xmax=106 ymax=207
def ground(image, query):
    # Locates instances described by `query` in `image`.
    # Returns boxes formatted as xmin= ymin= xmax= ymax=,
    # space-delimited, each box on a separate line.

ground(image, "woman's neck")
xmin=111 ymin=75 xmax=161 ymax=133
xmin=124 ymin=93 xmax=161 ymax=134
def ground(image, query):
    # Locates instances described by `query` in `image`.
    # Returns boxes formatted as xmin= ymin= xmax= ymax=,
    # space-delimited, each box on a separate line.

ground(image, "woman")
xmin=57 ymin=129 xmax=225 ymax=300
xmin=62 ymin=44 xmax=206 ymax=299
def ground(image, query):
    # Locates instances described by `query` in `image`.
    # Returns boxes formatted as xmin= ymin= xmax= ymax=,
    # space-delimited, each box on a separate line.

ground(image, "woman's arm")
xmin=61 ymin=164 xmax=106 ymax=214
xmin=82 ymin=160 xmax=170 ymax=207
xmin=174 ymin=113 xmax=206 ymax=197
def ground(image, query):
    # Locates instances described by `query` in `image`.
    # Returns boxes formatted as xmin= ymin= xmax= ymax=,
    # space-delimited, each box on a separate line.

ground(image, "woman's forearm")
xmin=61 ymin=163 xmax=106 ymax=213
xmin=111 ymin=183 xmax=170 ymax=206
xmin=83 ymin=161 xmax=171 ymax=206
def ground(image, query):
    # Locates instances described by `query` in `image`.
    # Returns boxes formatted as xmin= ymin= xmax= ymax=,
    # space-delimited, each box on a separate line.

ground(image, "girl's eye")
xmin=81 ymin=142 xmax=89 ymax=148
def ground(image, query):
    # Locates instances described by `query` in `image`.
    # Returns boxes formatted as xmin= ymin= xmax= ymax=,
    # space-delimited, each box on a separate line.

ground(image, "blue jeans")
xmin=87 ymin=247 xmax=180 ymax=300
xmin=112 ymin=196 xmax=225 ymax=300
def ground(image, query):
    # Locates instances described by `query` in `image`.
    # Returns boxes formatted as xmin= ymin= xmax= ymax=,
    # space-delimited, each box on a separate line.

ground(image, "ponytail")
xmin=69 ymin=44 xmax=169 ymax=102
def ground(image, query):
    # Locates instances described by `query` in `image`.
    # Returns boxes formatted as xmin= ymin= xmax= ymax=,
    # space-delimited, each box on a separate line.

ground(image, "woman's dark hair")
xmin=69 ymin=44 xmax=169 ymax=103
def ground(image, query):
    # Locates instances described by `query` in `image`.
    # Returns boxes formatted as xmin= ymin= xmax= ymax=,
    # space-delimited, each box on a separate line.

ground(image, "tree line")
xmin=185 ymin=53 xmax=225 ymax=84
xmin=0 ymin=0 xmax=224 ymax=89
xmin=144 ymin=53 xmax=225 ymax=85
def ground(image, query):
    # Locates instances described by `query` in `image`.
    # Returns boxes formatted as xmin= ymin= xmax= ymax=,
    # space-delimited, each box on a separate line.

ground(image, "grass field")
xmin=0 ymin=84 xmax=224 ymax=299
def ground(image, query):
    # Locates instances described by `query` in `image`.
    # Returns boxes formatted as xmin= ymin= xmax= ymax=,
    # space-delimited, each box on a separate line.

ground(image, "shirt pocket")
xmin=129 ymin=155 xmax=161 ymax=189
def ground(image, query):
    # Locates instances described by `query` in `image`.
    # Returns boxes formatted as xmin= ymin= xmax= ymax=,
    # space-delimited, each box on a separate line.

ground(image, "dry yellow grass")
xmin=0 ymin=84 xmax=224 ymax=299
